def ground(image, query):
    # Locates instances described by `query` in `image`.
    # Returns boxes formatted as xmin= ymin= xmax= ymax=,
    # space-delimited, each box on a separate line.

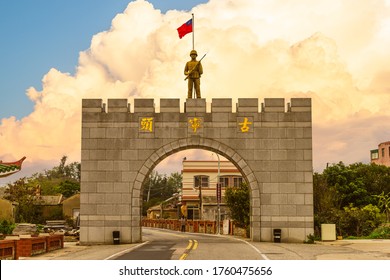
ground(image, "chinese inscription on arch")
xmin=138 ymin=116 xmax=253 ymax=133
xmin=139 ymin=117 xmax=154 ymax=132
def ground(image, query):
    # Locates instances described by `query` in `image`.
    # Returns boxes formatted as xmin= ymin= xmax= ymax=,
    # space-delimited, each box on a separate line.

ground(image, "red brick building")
xmin=371 ymin=141 xmax=390 ymax=167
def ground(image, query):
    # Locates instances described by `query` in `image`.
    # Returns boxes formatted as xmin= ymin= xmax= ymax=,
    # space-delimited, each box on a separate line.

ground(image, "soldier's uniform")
xmin=184 ymin=50 xmax=203 ymax=98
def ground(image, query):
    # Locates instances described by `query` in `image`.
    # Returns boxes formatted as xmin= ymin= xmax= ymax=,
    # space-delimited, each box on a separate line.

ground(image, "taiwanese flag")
xmin=177 ymin=19 xmax=192 ymax=39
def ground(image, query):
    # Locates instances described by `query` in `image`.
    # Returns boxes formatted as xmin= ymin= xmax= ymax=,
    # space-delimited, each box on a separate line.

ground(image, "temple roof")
xmin=0 ymin=157 xmax=26 ymax=178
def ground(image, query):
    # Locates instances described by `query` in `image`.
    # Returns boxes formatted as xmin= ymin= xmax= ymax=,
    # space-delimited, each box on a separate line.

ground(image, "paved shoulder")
xmin=20 ymin=242 xmax=142 ymax=260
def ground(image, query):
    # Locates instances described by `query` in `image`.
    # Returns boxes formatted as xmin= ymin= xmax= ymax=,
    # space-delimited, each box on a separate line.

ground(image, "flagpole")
xmin=192 ymin=13 xmax=195 ymax=50
xmin=192 ymin=14 xmax=195 ymax=99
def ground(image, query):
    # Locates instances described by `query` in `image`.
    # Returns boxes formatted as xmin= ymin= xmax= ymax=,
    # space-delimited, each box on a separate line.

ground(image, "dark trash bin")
xmin=273 ymin=229 xmax=281 ymax=243
xmin=113 ymin=231 xmax=120 ymax=245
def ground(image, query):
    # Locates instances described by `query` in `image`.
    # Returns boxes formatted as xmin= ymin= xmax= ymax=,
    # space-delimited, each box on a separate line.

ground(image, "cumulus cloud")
xmin=1 ymin=0 xmax=390 ymax=183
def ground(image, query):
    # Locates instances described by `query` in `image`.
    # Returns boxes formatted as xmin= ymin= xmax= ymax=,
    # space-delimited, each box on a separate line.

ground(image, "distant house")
xmin=371 ymin=141 xmax=390 ymax=167
xmin=62 ymin=193 xmax=80 ymax=221
xmin=146 ymin=203 xmax=177 ymax=220
xmin=147 ymin=204 xmax=161 ymax=219
xmin=0 ymin=185 xmax=64 ymax=223
xmin=145 ymin=160 xmax=243 ymax=221
xmin=181 ymin=160 xmax=243 ymax=221
xmin=39 ymin=195 xmax=63 ymax=220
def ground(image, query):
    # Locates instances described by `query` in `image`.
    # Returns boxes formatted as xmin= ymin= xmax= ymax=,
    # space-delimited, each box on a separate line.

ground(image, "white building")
xmin=180 ymin=160 xmax=243 ymax=221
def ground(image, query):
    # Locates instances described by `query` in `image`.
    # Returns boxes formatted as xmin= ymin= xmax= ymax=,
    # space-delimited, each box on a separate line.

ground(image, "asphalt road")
xmin=114 ymin=228 xmax=266 ymax=260
xmin=114 ymin=228 xmax=188 ymax=260
xmin=20 ymin=227 xmax=390 ymax=260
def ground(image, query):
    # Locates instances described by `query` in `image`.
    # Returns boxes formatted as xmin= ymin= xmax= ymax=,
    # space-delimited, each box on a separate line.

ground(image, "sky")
xmin=1 ymin=0 xmax=390 ymax=185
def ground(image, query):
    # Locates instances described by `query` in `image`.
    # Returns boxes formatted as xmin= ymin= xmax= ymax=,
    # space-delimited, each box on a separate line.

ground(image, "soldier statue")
xmin=184 ymin=50 xmax=203 ymax=98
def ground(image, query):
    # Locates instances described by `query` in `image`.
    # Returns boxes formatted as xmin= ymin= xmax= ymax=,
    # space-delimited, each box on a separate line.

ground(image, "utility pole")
xmin=147 ymin=181 xmax=151 ymax=202
xmin=199 ymin=184 xmax=202 ymax=220
xmin=215 ymin=153 xmax=221 ymax=234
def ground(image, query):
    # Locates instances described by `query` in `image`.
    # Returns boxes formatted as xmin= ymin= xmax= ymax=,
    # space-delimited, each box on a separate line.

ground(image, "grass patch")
xmin=368 ymin=224 xmax=390 ymax=239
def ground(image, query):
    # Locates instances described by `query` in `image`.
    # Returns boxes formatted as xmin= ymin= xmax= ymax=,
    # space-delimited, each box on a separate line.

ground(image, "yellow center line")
xmin=186 ymin=240 xmax=193 ymax=250
xmin=180 ymin=239 xmax=198 ymax=260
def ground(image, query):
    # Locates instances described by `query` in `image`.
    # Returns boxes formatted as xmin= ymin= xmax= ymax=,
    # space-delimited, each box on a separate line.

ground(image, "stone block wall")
xmin=81 ymin=98 xmax=313 ymax=244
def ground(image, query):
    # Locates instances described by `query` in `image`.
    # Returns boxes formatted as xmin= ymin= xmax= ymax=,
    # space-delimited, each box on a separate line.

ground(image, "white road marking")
xmin=104 ymin=241 xmax=150 ymax=260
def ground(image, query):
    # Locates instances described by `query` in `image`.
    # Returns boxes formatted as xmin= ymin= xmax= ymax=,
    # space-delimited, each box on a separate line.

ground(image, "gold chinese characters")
xmin=188 ymin=117 xmax=202 ymax=132
xmin=239 ymin=117 xmax=252 ymax=133
xmin=138 ymin=116 xmax=254 ymax=133
xmin=140 ymin=117 xmax=153 ymax=132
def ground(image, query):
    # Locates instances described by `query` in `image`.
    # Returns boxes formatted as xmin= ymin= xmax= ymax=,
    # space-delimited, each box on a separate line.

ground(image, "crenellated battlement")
xmin=82 ymin=98 xmax=311 ymax=114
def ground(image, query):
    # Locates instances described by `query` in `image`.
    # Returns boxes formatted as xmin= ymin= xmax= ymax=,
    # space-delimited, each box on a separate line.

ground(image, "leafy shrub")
xmin=368 ymin=224 xmax=390 ymax=239
xmin=36 ymin=224 xmax=44 ymax=233
xmin=337 ymin=204 xmax=384 ymax=237
xmin=0 ymin=220 xmax=16 ymax=234
xmin=225 ymin=183 xmax=250 ymax=229
xmin=304 ymin=233 xmax=318 ymax=244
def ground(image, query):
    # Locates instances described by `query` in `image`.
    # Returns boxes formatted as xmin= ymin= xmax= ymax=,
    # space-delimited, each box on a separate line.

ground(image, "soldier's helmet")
xmin=190 ymin=50 xmax=198 ymax=56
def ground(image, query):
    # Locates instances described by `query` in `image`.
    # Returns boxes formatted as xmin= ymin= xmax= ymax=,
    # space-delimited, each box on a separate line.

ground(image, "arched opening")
xmin=142 ymin=150 xmax=243 ymax=224
xmin=131 ymin=138 xmax=260 ymax=243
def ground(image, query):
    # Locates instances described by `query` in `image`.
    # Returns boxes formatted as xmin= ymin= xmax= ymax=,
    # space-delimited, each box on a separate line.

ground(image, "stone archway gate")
xmin=80 ymin=98 xmax=313 ymax=244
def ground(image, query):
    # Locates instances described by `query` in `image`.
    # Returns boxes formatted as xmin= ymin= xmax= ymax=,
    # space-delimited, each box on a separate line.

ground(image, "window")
xmin=371 ymin=149 xmax=379 ymax=160
xmin=194 ymin=175 xmax=209 ymax=188
xmin=233 ymin=177 xmax=243 ymax=187
xmin=382 ymin=148 xmax=385 ymax=157
xmin=218 ymin=176 xmax=243 ymax=187
xmin=187 ymin=205 xmax=199 ymax=220
xmin=219 ymin=176 xmax=229 ymax=187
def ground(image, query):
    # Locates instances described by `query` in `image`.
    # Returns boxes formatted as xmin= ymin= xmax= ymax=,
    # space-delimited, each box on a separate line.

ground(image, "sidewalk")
xmin=20 ymin=241 xmax=142 ymax=260
xmin=248 ymin=239 xmax=390 ymax=260
xmin=317 ymin=239 xmax=390 ymax=260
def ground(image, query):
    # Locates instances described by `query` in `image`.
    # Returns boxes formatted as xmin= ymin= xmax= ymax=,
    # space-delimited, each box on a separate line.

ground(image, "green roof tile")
xmin=0 ymin=164 xmax=20 ymax=175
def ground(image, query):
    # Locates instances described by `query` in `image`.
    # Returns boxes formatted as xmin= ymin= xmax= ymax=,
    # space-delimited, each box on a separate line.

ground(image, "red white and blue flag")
xmin=177 ymin=19 xmax=193 ymax=39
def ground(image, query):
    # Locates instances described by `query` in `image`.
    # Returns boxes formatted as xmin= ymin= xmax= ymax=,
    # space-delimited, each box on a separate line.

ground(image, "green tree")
xmin=58 ymin=180 xmax=80 ymax=198
xmin=354 ymin=163 xmax=390 ymax=195
xmin=28 ymin=156 xmax=80 ymax=197
xmin=339 ymin=204 xmax=383 ymax=237
xmin=28 ymin=174 xmax=61 ymax=195
xmin=142 ymin=171 xmax=182 ymax=216
xmin=373 ymin=191 xmax=390 ymax=222
xmin=323 ymin=162 xmax=390 ymax=208
xmin=4 ymin=178 xmax=44 ymax=224
xmin=313 ymin=172 xmax=339 ymax=229
xmin=323 ymin=162 xmax=371 ymax=208
xmin=225 ymin=183 xmax=250 ymax=233
xmin=314 ymin=162 xmax=390 ymax=237
xmin=45 ymin=156 xmax=80 ymax=181
xmin=167 ymin=172 xmax=183 ymax=194
xmin=4 ymin=156 xmax=81 ymax=223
